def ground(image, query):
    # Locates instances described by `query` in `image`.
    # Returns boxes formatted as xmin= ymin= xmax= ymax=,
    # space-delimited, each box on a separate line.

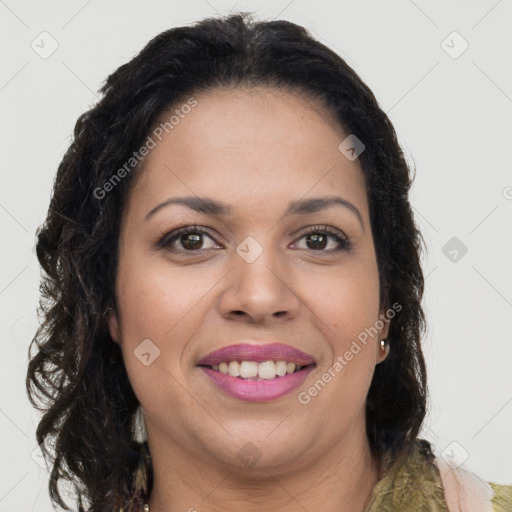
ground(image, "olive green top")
xmin=364 ymin=439 xmax=512 ymax=512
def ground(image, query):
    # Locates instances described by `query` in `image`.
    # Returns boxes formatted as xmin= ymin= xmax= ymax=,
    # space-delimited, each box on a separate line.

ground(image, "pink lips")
xmin=200 ymin=366 xmax=315 ymax=402
xmin=197 ymin=342 xmax=316 ymax=402
xmin=197 ymin=342 xmax=316 ymax=366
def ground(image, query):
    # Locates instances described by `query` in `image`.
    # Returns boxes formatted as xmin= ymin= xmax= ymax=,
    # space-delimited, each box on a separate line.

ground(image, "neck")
xmin=146 ymin=425 xmax=381 ymax=512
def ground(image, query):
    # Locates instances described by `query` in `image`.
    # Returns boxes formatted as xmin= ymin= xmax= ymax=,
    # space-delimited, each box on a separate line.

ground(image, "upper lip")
xmin=197 ymin=342 xmax=316 ymax=366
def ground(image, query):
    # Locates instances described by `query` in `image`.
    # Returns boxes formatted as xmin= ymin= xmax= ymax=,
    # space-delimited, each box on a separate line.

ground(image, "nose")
xmin=217 ymin=242 xmax=301 ymax=325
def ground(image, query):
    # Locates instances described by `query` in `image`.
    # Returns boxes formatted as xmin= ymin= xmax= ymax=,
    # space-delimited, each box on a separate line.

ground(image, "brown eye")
xmin=305 ymin=232 xmax=328 ymax=250
xmin=158 ymin=226 xmax=219 ymax=253
xmin=293 ymin=226 xmax=351 ymax=252
xmin=179 ymin=232 xmax=204 ymax=250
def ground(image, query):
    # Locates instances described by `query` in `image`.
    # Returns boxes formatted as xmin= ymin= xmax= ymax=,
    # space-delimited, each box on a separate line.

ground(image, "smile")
xmin=196 ymin=341 xmax=317 ymax=402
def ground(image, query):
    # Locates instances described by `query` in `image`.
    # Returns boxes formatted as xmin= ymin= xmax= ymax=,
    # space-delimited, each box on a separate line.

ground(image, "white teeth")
xmin=258 ymin=361 xmax=276 ymax=380
xmin=240 ymin=361 xmax=258 ymax=378
xmin=211 ymin=360 xmax=304 ymax=379
xmin=286 ymin=362 xmax=296 ymax=374
xmin=275 ymin=360 xmax=287 ymax=376
xmin=228 ymin=360 xmax=241 ymax=377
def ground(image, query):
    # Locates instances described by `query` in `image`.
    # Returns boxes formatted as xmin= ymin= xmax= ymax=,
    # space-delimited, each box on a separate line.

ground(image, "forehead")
xmin=165 ymin=86 xmax=346 ymax=157
xmin=126 ymin=86 xmax=368 ymax=220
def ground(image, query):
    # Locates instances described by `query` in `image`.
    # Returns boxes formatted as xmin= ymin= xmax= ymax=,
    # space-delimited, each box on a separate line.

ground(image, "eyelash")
xmin=157 ymin=223 xmax=352 ymax=254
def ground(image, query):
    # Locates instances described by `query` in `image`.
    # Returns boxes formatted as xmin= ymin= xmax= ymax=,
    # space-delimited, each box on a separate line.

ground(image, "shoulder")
xmin=367 ymin=440 xmax=511 ymax=512
xmin=433 ymin=456 xmax=500 ymax=512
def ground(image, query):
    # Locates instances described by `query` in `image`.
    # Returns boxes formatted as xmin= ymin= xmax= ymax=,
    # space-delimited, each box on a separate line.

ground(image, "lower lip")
xmin=199 ymin=365 xmax=315 ymax=402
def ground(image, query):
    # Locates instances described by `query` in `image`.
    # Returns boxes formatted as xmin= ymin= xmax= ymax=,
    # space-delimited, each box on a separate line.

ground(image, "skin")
xmin=108 ymin=86 xmax=390 ymax=512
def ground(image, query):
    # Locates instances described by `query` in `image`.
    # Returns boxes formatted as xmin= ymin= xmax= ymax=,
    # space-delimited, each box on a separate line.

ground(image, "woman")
xmin=26 ymin=12 xmax=511 ymax=512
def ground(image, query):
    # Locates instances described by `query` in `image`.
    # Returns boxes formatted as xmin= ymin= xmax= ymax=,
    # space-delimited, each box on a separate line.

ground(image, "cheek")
xmin=298 ymin=253 xmax=381 ymax=407
xmin=116 ymin=253 xmax=213 ymax=339
xmin=115 ymin=260 xmax=209 ymax=415
xmin=306 ymin=257 xmax=381 ymax=347
xmin=113 ymin=256 xmax=204 ymax=387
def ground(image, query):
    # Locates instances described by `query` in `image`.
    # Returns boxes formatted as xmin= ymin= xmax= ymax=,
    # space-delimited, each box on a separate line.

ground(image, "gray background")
xmin=1 ymin=1 xmax=511 ymax=510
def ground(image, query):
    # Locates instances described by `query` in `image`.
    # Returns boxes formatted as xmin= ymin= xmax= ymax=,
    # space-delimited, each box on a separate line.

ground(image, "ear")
xmin=106 ymin=308 xmax=120 ymax=344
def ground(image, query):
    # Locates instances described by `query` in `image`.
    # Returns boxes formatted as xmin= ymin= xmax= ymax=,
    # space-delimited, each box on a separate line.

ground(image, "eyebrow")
xmin=145 ymin=195 xmax=364 ymax=229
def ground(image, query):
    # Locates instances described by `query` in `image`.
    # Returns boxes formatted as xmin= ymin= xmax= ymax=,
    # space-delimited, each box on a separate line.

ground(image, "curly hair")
xmin=26 ymin=12 xmax=429 ymax=512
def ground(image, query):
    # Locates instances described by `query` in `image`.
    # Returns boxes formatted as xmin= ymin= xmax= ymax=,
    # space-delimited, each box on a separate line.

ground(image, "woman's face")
xmin=109 ymin=86 xmax=389 ymax=473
